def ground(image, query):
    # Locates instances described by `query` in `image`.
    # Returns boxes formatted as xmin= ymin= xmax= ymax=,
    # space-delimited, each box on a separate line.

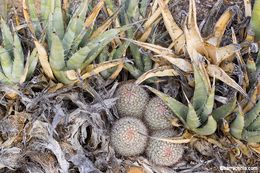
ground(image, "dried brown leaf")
xmin=207 ymin=64 xmax=247 ymax=97
xmin=34 ymin=40 xmax=55 ymax=80
xmin=158 ymin=0 xmax=185 ymax=53
xmin=135 ymin=66 xmax=179 ymax=84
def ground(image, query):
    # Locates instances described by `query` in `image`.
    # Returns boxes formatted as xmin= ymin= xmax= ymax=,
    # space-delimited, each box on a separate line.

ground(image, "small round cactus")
xmin=110 ymin=117 xmax=148 ymax=156
xmin=146 ymin=129 xmax=184 ymax=166
xmin=144 ymin=97 xmax=174 ymax=130
xmin=115 ymin=82 xmax=149 ymax=118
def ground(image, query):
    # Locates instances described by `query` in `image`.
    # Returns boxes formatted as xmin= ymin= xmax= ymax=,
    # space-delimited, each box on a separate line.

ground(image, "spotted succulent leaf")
xmin=0 ymin=18 xmax=13 ymax=53
xmin=230 ymin=108 xmax=245 ymax=139
xmin=49 ymin=33 xmax=65 ymax=71
xmin=0 ymin=19 xmax=38 ymax=85
xmin=212 ymin=97 xmax=236 ymax=121
xmin=193 ymin=116 xmax=217 ymax=135
xmin=247 ymin=116 xmax=260 ymax=131
xmin=0 ymin=46 xmax=12 ymax=78
xmin=186 ymin=101 xmax=200 ymax=129
xmin=12 ymin=33 xmax=24 ymax=82
xmin=26 ymin=48 xmax=39 ymax=80
xmin=242 ymin=129 xmax=260 ymax=143
xmin=192 ymin=65 xmax=209 ymax=111
xmin=200 ymin=80 xmax=215 ymax=124
xmin=41 ymin=0 xmax=53 ymax=26
xmin=244 ymin=101 xmax=260 ymax=128
xmin=62 ymin=0 xmax=88 ymax=54
xmin=52 ymin=0 xmax=64 ymax=39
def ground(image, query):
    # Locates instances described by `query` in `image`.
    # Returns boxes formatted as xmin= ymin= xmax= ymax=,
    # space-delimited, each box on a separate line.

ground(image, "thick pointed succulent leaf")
xmin=123 ymin=38 xmax=192 ymax=72
xmin=247 ymin=116 xmax=260 ymax=131
xmin=52 ymin=70 xmax=74 ymax=84
xmin=20 ymin=48 xmax=39 ymax=83
xmin=192 ymin=65 xmax=209 ymax=111
xmin=212 ymin=97 xmax=236 ymax=121
xmin=242 ymin=129 xmax=260 ymax=143
xmin=230 ymin=108 xmax=244 ymax=139
xmin=252 ymin=0 xmax=260 ymax=40
xmin=52 ymin=0 xmax=64 ymax=39
xmin=47 ymin=13 xmax=54 ymax=46
xmin=62 ymin=19 xmax=77 ymax=54
xmin=0 ymin=71 xmax=11 ymax=84
xmin=62 ymin=0 xmax=88 ymax=54
xmin=244 ymin=101 xmax=260 ymax=128
xmin=50 ymin=33 xmax=65 ymax=70
xmin=67 ymin=46 xmax=91 ymax=69
xmin=71 ymin=0 xmax=104 ymax=53
xmin=82 ymin=27 xmax=130 ymax=67
xmin=140 ymin=0 xmax=150 ymax=17
xmin=193 ymin=116 xmax=217 ymax=135
xmin=200 ymin=81 xmax=215 ymax=124
xmin=186 ymin=101 xmax=201 ymax=129
xmin=124 ymin=63 xmax=143 ymax=79
xmin=0 ymin=18 xmax=13 ymax=54
xmin=75 ymin=0 xmax=89 ymax=21
xmin=127 ymin=25 xmax=144 ymax=71
xmin=256 ymin=53 xmax=260 ymax=71
xmin=146 ymin=86 xmax=188 ymax=125
xmin=126 ymin=0 xmax=139 ymax=18
xmin=26 ymin=48 xmax=38 ymax=80
xmin=26 ymin=0 xmax=42 ymax=37
xmin=41 ymin=0 xmax=53 ymax=26
xmin=12 ymin=33 xmax=24 ymax=82
xmin=0 ymin=46 xmax=12 ymax=78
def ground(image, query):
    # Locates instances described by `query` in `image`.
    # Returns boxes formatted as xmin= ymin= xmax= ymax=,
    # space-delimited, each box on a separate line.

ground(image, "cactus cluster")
xmin=111 ymin=83 xmax=184 ymax=166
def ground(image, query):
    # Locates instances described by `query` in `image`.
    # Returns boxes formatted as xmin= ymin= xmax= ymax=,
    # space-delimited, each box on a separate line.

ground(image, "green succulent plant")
xmin=251 ymin=0 xmax=260 ymax=71
xmin=97 ymin=0 xmax=153 ymax=80
xmin=115 ymin=82 xmax=149 ymax=118
xmin=252 ymin=0 xmax=260 ymax=41
xmin=110 ymin=116 xmax=148 ymax=156
xmin=146 ymin=65 xmax=237 ymax=135
xmin=146 ymin=129 xmax=184 ymax=166
xmin=230 ymin=101 xmax=260 ymax=143
xmin=0 ymin=18 xmax=38 ymax=85
xmin=25 ymin=0 xmax=128 ymax=84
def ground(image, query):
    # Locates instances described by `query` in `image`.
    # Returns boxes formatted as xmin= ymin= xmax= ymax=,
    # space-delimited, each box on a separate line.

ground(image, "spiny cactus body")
xmin=144 ymin=97 xmax=174 ymax=130
xmin=115 ymin=83 xmax=149 ymax=118
xmin=111 ymin=117 xmax=148 ymax=156
xmin=146 ymin=129 xmax=184 ymax=166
